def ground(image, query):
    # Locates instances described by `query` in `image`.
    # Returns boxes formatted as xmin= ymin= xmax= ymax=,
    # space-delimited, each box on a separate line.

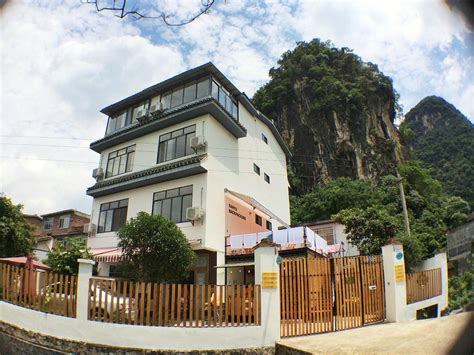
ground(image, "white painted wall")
xmin=382 ymin=243 xmax=448 ymax=322
xmin=88 ymin=101 xmax=291 ymax=279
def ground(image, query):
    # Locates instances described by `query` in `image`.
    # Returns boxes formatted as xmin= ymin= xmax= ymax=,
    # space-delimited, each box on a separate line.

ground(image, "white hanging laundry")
xmin=304 ymin=227 xmax=316 ymax=250
xmin=288 ymin=226 xmax=304 ymax=244
xmin=229 ymin=235 xmax=244 ymax=248
xmin=243 ymin=233 xmax=258 ymax=248
xmin=272 ymin=229 xmax=288 ymax=245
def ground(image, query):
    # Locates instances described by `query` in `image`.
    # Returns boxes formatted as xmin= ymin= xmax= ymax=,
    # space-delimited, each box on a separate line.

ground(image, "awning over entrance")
xmin=0 ymin=257 xmax=50 ymax=270
xmin=91 ymin=248 xmax=123 ymax=263
xmin=214 ymin=261 xmax=255 ymax=268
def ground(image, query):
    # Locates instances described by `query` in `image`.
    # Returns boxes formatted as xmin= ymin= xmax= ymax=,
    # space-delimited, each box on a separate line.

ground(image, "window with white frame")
xmin=43 ymin=217 xmax=53 ymax=230
xmin=59 ymin=215 xmax=70 ymax=229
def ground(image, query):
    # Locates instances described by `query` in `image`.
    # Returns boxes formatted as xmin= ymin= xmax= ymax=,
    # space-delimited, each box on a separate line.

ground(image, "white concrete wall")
xmin=88 ymin=102 xmax=291 ymax=264
xmin=382 ymin=243 xmax=448 ymax=322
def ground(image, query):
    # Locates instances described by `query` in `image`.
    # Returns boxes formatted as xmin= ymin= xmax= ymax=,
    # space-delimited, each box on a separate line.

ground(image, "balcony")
xmin=86 ymin=153 xmax=207 ymax=197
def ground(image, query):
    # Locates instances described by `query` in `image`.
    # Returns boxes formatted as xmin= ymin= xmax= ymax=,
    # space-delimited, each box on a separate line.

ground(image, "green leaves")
xmin=117 ymin=212 xmax=196 ymax=283
xmin=0 ymin=196 xmax=35 ymax=258
xmin=46 ymin=237 xmax=92 ymax=275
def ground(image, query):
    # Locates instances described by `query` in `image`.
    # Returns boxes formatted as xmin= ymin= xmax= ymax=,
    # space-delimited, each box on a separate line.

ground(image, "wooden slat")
xmin=189 ymin=284 xmax=194 ymax=327
xmin=152 ymin=283 xmax=158 ymax=326
xmin=176 ymin=284 xmax=181 ymax=327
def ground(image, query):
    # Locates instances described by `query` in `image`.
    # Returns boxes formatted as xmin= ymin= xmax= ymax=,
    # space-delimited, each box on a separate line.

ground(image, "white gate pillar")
xmin=254 ymin=239 xmax=281 ymax=346
xmin=76 ymin=258 xmax=95 ymax=321
xmin=381 ymin=239 xmax=406 ymax=322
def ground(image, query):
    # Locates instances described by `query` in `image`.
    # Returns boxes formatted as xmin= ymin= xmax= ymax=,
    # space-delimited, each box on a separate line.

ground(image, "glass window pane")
xmin=119 ymin=155 xmax=126 ymax=174
xmin=171 ymin=129 xmax=183 ymax=138
xmin=110 ymin=201 xmax=119 ymax=209
xmin=126 ymin=146 xmax=135 ymax=153
xmin=112 ymin=160 xmax=119 ymax=176
xmin=183 ymin=82 xmax=196 ymax=103
xmin=100 ymin=203 xmax=109 ymax=211
xmin=158 ymin=141 xmax=167 ymax=162
xmin=165 ymin=140 xmax=175 ymax=161
xmin=212 ymin=80 xmax=219 ymax=100
xmin=180 ymin=185 xmax=193 ymax=195
xmin=166 ymin=188 xmax=179 ymax=198
xmin=176 ymin=135 xmax=186 ymax=158
xmin=98 ymin=211 xmax=106 ymax=233
xmin=112 ymin=207 xmax=127 ymax=231
xmin=118 ymin=148 xmax=126 ymax=155
xmin=171 ymin=86 xmax=184 ymax=108
xmin=161 ymin=92 xmax=172 ymax=109
xmin=119 ymin=199 xmax=128 ymax=207
xmin=153 ymin=200 xmax=162 ymax=215
xmin=197 ymin=78 xmax=210 ymax=99
xmin=161 ymin=199 xmax=171 ymax=219
xmin=160 ymin=133 xmax=171 ymax=142
xmin=110 ymin=151 xmax=117 ymax=158
xmin=219 ymin=88 xmax=227 ymax=107
xmin=154 ymin=191 xmax=166 ymax=200
xmin=105 ymin=210 xmax=113 ymax=232
xmin=171 ymin=197 xmax=182 ymax=223
xmin=126 ymin=152 xmax=134 ymax=172
xmin=185 ymin=132 xmax=195 ymax=156
xmin=182 ymin=195 xmax=193 ymax=222
xmin=106 ymin=160 xmax=113 ymax=177
xmin=184 ymin=125 xmax=195 ymax=134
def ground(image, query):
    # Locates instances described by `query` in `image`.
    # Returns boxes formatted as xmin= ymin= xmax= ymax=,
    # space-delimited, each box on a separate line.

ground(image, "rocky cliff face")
xmin=253 ymin=39 xmax=403 ymax=194
xmin=403 ymin=96 xmax=474 ymax=207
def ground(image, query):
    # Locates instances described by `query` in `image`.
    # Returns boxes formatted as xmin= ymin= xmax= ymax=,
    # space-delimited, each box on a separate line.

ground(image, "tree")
xmin=46 ymin=238 xmax=92 ymax=275
xmin=0 ymin=196 xmax=34 ymax=258
xmin=118 ymin=212 xmax=196 ymax=283
xmin=83 ymin=0 xmax=216 ymax=26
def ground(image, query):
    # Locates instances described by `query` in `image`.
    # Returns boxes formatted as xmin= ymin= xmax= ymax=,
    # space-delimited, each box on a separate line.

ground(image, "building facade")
xmin=304 ymin=220 xmax=359 ymax=257
xmin=24 ymin=210 xmax=90 ymax=261
xmin=86 ymin=63 xmax=291 ymax=283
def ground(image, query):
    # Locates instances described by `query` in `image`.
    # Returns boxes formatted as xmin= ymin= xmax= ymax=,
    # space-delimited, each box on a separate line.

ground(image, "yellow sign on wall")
xmin=262 ymin=272 xmax=277 ymax=288
xmin=394 ymin=264 xmax=405 ymax=282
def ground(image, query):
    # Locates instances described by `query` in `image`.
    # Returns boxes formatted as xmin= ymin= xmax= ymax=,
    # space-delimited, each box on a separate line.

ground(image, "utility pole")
xmin=397 ymin=171 xmax=411 ymax=237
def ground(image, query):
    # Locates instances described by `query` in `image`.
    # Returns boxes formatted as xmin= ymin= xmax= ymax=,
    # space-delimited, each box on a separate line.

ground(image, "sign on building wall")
xmin=262 ymin=272 xmax=277 ymax=288
xmin=225 ymin=194 xmax=269 ymax=236
xmin=394 ymin=264 xmax=405 ymax=282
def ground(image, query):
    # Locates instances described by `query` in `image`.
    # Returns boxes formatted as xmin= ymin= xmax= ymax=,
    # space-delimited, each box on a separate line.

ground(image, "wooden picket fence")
xmin=280 ymin=255 xmax=385 ymax=337
xmin=406 ymin=268 xmax=442 ymax=304
xmin=0 ymin=262 xmax=77 ymax=317
xmin=88 ymin=277 xmax=261 ymax=327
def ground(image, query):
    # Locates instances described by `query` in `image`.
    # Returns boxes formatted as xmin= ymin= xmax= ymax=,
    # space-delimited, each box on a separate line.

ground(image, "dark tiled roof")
xmin=86 ymin=154 xmax=207 ymax=195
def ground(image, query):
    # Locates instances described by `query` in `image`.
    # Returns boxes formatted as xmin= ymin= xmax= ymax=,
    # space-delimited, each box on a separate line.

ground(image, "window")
xmin=98 ymin=199 xmax=128 ymax=233
xmin=157 ymin=125 xmax=196 ymax=163
xmin=253 ymin=163 xmax=260 ymax=175
xmin=314 ymin=227 xmax=335 ymax=245
xmin=264 ymin=173 xmax=270 ymax=184
xmin=106 ymin=111 xmax=126 ymax=135
xmin=266 ymin=220 xmax=272 ymax=231
xmin=261 ymin=133 xmax=268 ymax=144
xmin=59 ymin=215 xmax=70 ymax=229
xmin=171 ymin=85 xmax=184 ymax=108
xmin=43 ymin=217 xmax=53 ymax=230
xmin=255 ymin=215 xmax=262 ymax=226
xmin=152 ymin=185 xmax=193 ymax=223
xmin=211 ymin=79 xmax=238 ymax=120
xmin=161 ymin=91 xmax=172 ymax=110
xmin=196 ymin=78 xmax=210 ymax=99
xmin=106 ymin=145 xmax=135 ymax=178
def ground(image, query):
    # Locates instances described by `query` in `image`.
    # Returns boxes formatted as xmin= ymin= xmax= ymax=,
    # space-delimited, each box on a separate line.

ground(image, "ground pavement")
xmin=276 ymin=311 xmax=473 ymax=354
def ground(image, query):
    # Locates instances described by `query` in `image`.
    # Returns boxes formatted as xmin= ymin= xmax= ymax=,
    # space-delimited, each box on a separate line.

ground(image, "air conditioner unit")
xmin=136 ymin=109 xmax=150 ymax=123
xmin=190 ymin=135 xmax=206 ymax=150
xmin=92 ymin=168 xmax=104 ymax=179
xmin=186 ymin=207 xmax=205 ymax=221
xmin=83 ymin=223 xmax=96 ymax=233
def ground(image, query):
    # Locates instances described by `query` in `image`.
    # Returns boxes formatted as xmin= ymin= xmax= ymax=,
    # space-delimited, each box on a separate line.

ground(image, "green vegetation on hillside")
xmin=292 ymin=163 xmax=470 ymax=269
xmin=253 ymin=39 xmax=401 ymax=193
xmin=402 ymin=96 xmax=474 ymax=209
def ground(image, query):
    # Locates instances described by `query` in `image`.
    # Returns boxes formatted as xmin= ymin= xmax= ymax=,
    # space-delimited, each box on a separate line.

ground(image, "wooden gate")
xmin=280 ymin=255 xmax=384 ymax=337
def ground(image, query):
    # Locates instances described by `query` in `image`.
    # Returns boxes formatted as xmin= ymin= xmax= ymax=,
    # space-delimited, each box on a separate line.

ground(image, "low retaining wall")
xmin=0 ymin=302 xmax=274 ymax=352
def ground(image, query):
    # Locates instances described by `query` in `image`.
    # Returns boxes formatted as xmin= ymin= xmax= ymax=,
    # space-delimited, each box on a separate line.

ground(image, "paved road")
xmin=277 ymin=311 xmax=473 ymax=354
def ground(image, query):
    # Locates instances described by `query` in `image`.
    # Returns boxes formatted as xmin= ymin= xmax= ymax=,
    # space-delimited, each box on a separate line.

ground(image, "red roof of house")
xmin=0 ymin=257 xmax=51 ymax=270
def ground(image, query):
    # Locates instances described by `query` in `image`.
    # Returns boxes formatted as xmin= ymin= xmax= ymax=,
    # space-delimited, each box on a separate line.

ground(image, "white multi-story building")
xmin=86 ymin=63 xmax=291 ymax=284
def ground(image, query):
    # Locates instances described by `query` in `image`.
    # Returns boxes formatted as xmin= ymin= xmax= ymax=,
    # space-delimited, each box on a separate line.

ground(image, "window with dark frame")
xmin=264 ymin=173 xmax=270 ymax=184
xmin=266 ymin=220 xmax=272 ymax=231
xmin=106 ymin=145 xmax=135 ymax=178
xmin=152 ymin=185 xmax=193 ymax=223
xmin=255 ymin=214 xmax=262 ymax=226
xmin=261 ymin=133 xmax=268 ymax=144
xmin=253 ymin=163 xmax=261 ymax=175
xmin=97 ymin=199 xmax=128 ymax=233
xmin=157 ymin=125 xmax=196 ymax=163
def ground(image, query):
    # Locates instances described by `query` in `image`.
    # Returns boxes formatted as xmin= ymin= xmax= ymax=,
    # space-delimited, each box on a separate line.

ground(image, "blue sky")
xmin=1 ymin=0 xmax=473 ymax=214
